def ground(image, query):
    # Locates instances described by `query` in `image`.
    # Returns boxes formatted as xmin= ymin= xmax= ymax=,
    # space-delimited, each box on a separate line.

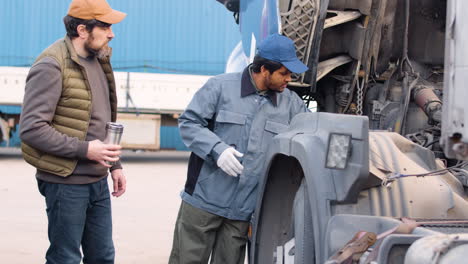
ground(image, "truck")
xmin=217 ymin=0 xmax=468 ymax=263
xmin=0 ymin=67 xmax=210 ymax=151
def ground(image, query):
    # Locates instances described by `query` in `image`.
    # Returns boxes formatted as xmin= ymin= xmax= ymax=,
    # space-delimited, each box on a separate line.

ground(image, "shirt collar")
xmin=241 ymin=65 xmax=278 ymax=106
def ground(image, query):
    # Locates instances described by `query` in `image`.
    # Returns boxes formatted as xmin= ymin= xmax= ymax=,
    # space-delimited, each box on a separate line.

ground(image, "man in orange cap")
xmin=19 ymin=0 xmax=126 ymax=263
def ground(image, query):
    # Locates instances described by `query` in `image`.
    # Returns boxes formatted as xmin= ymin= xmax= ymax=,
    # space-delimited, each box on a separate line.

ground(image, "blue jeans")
xmin=38 ymin=177 xmax=115 ymax=264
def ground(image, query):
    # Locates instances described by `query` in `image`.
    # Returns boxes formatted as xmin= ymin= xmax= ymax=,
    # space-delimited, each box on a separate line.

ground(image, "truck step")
xmin=324 ymin=10 xmax=362 ymax=29
xmin=316 ymin=55 xmax=353 ymax=81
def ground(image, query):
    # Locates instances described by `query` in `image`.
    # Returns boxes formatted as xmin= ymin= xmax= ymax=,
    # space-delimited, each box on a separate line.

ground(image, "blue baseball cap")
xmin=257 ymin=33 xmax=309 ymax=74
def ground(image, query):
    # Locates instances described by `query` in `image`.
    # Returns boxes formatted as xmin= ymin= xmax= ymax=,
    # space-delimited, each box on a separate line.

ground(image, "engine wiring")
xmin=381 ymin=161 xmax=468 ymax=187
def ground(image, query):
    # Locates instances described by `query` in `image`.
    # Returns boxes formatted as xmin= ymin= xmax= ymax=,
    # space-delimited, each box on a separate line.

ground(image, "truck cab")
xmin=219 ymin=0 xmax=468 ymax=263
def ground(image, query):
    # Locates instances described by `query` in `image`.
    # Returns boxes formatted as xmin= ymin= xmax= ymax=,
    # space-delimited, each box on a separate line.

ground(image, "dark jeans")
xmin=38 ymin=177 xmax=114 ymax=264
xmin=169 ymin=201 xmax=249 ymax=264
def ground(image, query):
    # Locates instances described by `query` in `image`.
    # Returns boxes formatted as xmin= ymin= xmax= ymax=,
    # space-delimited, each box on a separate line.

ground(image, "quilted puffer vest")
xmin=21 ymin=36 xmax=118 ymax=177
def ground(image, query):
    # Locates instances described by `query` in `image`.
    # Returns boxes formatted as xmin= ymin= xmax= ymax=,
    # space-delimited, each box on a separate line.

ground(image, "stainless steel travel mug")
xmin=104 ymin=122 xmax=124 ymax=165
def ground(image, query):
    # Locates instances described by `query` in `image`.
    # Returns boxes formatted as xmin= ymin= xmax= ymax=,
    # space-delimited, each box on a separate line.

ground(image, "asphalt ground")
xmin=0 ymin=149 xmax=190 ymax=264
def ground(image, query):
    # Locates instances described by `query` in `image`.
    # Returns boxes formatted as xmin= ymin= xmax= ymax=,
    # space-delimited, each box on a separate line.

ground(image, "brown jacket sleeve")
xmin=19 ymin=57 xmax=89 ymax=159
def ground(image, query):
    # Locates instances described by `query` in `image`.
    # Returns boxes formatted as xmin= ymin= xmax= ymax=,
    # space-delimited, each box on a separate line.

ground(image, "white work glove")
xmin=216 ymin=147 xmax=244 ymax=177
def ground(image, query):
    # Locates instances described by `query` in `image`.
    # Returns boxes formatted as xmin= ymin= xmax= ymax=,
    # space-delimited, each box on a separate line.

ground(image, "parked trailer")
xmin=0 ymin=66 xmax=210 ymax=150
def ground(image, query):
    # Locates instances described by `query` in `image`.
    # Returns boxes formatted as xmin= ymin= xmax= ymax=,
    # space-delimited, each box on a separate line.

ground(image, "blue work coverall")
xmin=179 ymin=66 xmax=308 ymax=221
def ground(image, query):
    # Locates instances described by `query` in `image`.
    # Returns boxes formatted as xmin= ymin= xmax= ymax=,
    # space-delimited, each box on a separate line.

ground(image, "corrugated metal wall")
xmin=160 ymin=126 xmax=189 ymax=151
xmin=0 ymin=0 xmax=240 ymax=75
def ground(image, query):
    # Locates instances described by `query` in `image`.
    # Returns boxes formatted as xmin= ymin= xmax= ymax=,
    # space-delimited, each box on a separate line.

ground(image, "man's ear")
xmin=260 ymin=65 xmax=269 ymax=78
xmin=77 ymin=24 xmax=89 ymax=39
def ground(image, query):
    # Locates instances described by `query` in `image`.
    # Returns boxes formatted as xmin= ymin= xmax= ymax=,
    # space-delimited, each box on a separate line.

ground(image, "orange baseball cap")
xmin=67 ymin=0 xmax=126 ymax=24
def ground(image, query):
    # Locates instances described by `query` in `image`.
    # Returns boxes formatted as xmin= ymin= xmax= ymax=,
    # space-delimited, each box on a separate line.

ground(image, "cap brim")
xmin=283 ymin=59 xmax=309 ymax=74
xmin=96 ymin=9 xmax=127 ymax=24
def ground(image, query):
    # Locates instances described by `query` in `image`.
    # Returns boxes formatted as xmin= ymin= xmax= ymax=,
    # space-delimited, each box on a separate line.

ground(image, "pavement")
xmin=0 ymin=150 xmax=190 ymax=264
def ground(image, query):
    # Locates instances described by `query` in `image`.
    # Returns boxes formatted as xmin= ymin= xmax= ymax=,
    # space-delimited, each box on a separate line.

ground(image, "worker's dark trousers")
xmin=169 ymin=201 xmax=249 ymax=264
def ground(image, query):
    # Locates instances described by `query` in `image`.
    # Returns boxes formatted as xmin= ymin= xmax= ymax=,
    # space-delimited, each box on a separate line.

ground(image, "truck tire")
xmin=292 ymin=178 xmax=315 ymax=263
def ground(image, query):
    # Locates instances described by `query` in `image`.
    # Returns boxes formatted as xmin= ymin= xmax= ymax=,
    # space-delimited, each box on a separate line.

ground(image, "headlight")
xmin=325 ymin=133 xmax=352 ymax=170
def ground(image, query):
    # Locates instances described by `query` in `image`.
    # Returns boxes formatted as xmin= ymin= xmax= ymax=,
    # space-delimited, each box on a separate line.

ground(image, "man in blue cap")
xmin=169 ymin=33 xmax=309 ymax=264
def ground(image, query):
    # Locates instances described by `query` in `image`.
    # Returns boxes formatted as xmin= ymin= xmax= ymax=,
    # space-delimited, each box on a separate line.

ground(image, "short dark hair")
xmin=63 ymin=15 xmax=112 ymax=38
xmin=251 ymin=55 xmax=283 ymax=74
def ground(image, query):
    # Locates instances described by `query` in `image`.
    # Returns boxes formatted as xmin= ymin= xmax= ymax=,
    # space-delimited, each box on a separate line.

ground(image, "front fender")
xmin=251 ymin=112 xmax=369 ymax=263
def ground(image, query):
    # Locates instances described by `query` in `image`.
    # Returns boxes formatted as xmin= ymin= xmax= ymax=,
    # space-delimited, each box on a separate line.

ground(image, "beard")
xmin=265 ymin=76 xmax=285 ymax=93
xmin=84 ymin=35 xmax=112 ymax=59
